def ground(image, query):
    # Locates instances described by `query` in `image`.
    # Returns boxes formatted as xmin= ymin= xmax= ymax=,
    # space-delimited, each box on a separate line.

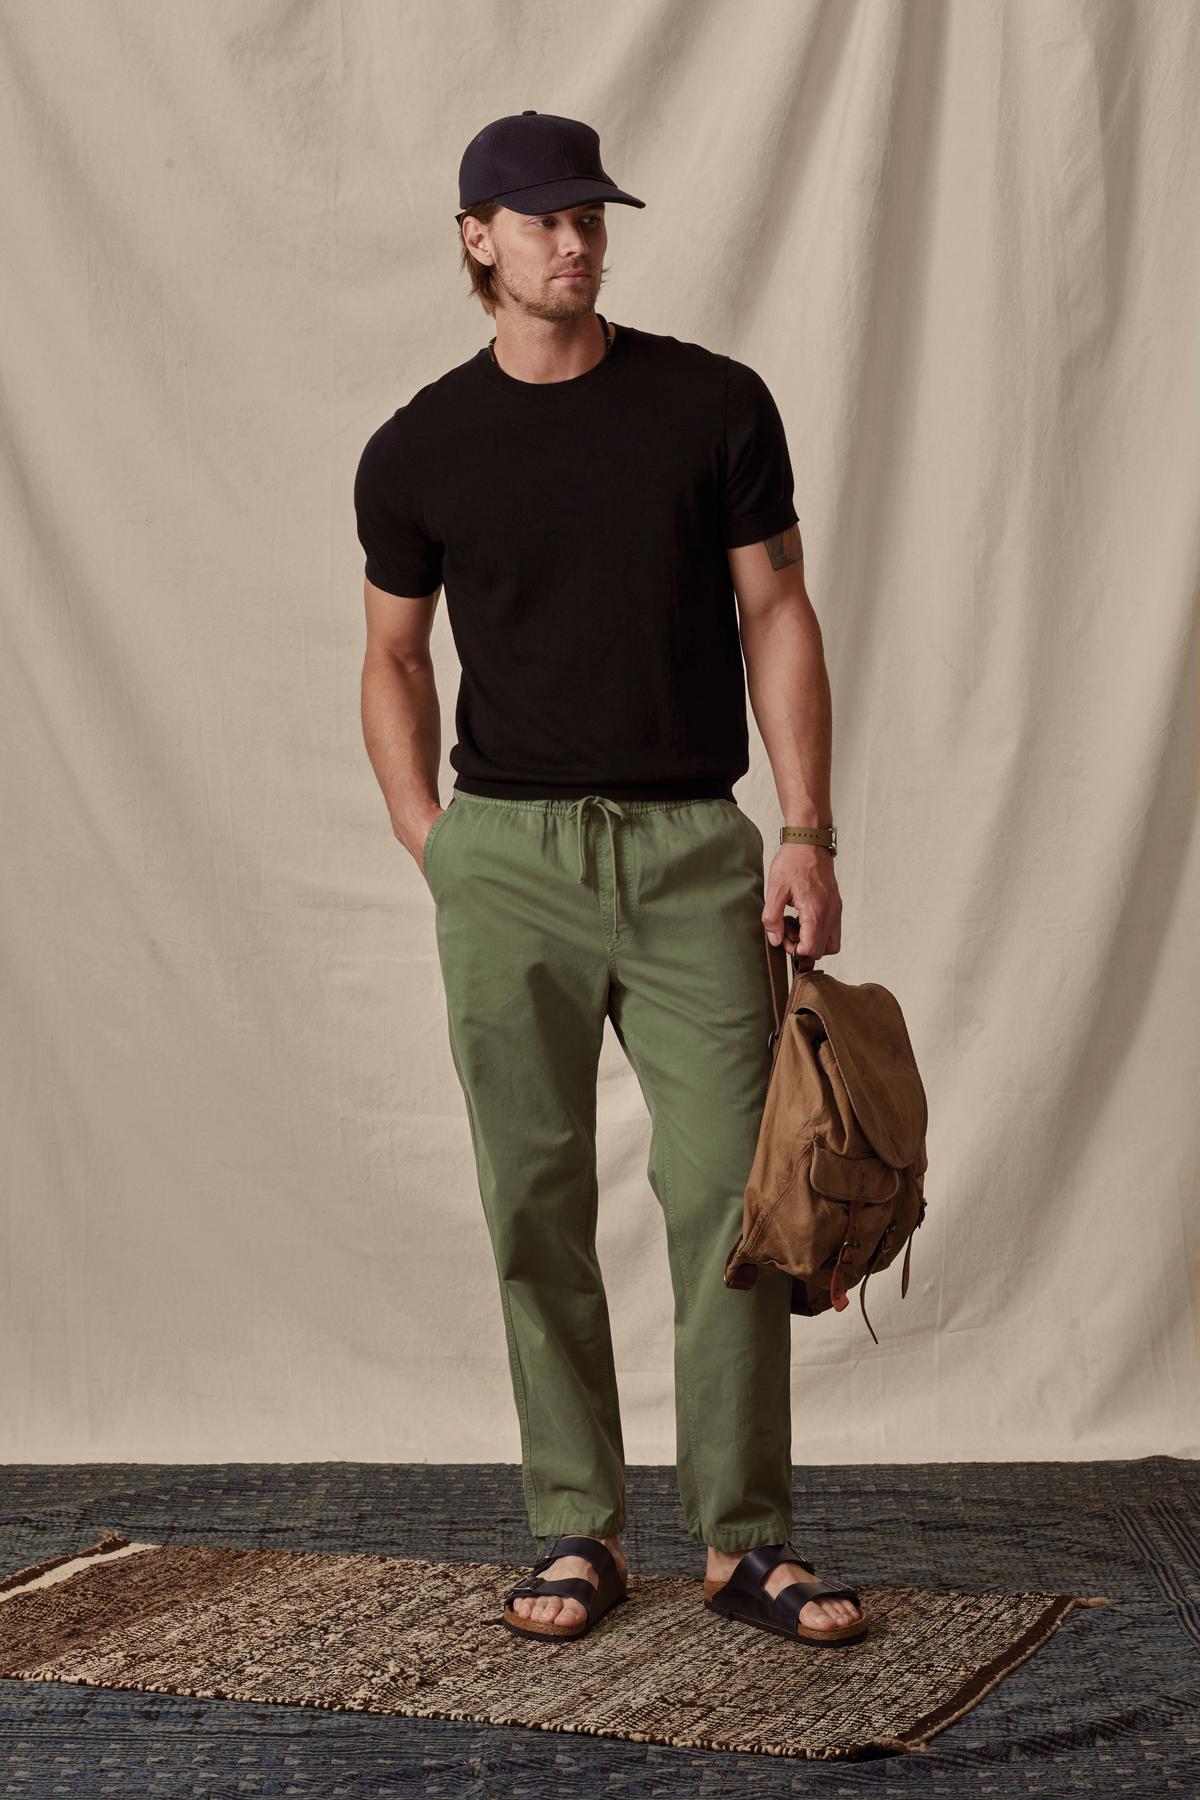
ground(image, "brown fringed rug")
xmin=0 ymin=1532 xmax=1110 ymax=1762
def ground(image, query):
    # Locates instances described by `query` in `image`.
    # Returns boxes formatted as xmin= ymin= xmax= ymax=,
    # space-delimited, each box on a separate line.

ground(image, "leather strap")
xmin=502 ymin=1534 xmax=622 ymax=1611
xmin=780 ymin=824 xmax=837 ymax=855
xmin=717 ymin=1541 xmax=862 ymax=1614
xmin=505 ymin=1574 xmax=600 ymax=1606
xmin=765 ymin=931 xmax=791 ymax=1049
xmin=763 ymin=932 xmax=820 ymax=1058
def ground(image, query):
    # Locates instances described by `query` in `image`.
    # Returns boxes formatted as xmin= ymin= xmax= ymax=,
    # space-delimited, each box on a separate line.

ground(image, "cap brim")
xmin=456 ymin=175 xmax=645 ymax=221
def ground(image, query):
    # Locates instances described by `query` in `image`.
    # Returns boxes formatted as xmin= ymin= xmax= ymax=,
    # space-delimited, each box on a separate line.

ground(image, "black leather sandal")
xmin=501 ymin=1533 xmax=628 ymax=1641
xmin=703 ymin=1540 xmax=869 ymax=1646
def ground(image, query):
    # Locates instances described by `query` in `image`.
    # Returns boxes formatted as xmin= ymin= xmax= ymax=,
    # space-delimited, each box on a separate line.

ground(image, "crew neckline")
xmin=475 ymin=316 xmax=623 ymax=396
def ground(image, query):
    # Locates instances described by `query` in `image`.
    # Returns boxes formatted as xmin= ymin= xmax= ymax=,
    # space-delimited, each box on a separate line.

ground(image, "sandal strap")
xmin=504 ymin=1574 xmax=598 ymax=1608
xmin=717 ymin=1541 xmax=860 ymax=1611
xmin=517 ymin=1537 xmax=569 ymax=1578
xmin=718 ymin=1541 xmax=796 ymax=1599
xmin=547 ymin=1535 xmax=619 ymax=1583
xmin=771 ymin=1576 xmax=862 ymax=1632
xmin=504 ymin=1534 xmax=624 ymax=1613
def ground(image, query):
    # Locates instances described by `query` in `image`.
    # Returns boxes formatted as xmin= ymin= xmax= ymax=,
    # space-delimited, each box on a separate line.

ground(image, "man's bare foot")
xmin=706 ymin=1544 xmax=864 ymax=1633
xmin=508 ymin=1534 xmax=628 ymax=1629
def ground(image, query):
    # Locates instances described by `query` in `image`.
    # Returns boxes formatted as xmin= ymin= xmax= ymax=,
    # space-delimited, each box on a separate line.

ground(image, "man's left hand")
xmin=762 ymin=845 xmax=842 ymax=960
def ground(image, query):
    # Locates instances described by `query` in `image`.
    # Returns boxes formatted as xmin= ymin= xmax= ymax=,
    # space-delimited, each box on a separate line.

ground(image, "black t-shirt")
xmin=353 ymin=320 xmax=798 ymax=801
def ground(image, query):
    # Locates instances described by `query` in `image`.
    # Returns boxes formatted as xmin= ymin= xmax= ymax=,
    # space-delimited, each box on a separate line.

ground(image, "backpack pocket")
xmin=808 ymin=1142 xmax=900 ymax=1205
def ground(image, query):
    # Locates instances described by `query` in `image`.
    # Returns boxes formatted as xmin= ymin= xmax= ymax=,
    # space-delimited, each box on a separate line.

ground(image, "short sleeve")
xmin=353 ymin=415 xmax=445 ymax=597
xmin=720 ymin=358 xmax=799 ymax=549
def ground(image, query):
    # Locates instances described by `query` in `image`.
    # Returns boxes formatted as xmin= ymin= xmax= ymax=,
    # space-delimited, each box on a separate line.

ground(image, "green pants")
xmin=423 ymin=790 xmax=794 ymax=1553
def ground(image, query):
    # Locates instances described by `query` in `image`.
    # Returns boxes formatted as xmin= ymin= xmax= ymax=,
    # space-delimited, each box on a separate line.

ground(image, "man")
xmin=354 ymin=111 xmax=866 ymax=1648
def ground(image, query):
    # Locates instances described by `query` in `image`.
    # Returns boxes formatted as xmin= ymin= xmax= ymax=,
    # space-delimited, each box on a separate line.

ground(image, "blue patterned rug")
xmin=0 ymin=1457 xmax=1194 ymax=1794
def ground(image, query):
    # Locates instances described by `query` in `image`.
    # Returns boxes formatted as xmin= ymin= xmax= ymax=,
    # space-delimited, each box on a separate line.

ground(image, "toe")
xmin=801 ymin=1598 xmax=862 ymax=1631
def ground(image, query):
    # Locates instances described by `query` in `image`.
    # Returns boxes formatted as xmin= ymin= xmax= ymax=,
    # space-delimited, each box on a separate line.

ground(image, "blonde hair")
xmin=457 ymin=200 xmax=503 ymax=316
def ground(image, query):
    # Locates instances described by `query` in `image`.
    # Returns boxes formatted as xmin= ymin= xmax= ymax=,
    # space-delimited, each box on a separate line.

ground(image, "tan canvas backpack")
xmin=724 ymin=941 xmax=930 ymax=1343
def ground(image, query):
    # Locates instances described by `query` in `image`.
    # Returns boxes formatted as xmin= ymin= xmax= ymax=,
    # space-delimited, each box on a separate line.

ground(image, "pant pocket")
xmin=735 ymin=805 xmax=764 ymax=850
xmin=421 ymin=797 xmax=456 ymax=891
xmin=712 ymin=798 xmax=764 ymax=853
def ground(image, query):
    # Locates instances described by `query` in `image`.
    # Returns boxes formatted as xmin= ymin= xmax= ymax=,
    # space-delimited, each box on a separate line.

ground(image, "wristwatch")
xmin=780 ymin=824 xmax=837 ymax=856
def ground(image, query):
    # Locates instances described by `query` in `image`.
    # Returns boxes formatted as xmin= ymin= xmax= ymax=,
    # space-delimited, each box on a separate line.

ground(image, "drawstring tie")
xmin=572 ymin=795 xmax=626 ymax=934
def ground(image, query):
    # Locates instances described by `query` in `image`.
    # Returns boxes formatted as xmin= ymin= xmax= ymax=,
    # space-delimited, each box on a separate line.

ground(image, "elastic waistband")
xmin=450 ymin=791 xmax=739 ymax=817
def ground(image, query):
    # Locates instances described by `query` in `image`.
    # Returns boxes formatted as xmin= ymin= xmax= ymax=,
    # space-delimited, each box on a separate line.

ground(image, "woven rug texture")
xmin=0 ymin=1529 xmax=1106 ymax=1761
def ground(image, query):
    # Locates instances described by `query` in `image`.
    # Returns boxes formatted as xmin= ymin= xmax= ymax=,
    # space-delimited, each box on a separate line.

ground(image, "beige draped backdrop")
xmin=3 ymin=0 xmax=1198 ymax=1464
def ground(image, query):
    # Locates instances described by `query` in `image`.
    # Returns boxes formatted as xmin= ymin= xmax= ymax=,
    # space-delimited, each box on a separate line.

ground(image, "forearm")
xmin=360 ymin=645 xmax=442 ymax=854
xmin=739 ymin=604 xmax=833 ymax=828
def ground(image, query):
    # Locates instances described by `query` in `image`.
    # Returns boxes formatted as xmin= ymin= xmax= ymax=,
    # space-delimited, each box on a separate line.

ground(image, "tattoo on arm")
xmin=764 ymin=523 xmax=803 ymax=571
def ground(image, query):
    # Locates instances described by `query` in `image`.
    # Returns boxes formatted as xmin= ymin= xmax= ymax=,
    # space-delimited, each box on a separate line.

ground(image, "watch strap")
xmin=780 ymin=824 xmax=837 ymax=855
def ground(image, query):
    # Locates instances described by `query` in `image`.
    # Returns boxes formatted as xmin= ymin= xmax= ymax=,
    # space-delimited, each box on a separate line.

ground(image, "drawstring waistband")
xmin=572 ymin=795 xmax=626 ymax=934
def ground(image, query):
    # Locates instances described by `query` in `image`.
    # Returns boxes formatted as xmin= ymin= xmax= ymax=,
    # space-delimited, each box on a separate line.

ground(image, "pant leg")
xmin=427 ymin=791 xmax=625 ymax=1544
xmin=605 ymin=797 xmax=794 ymax=1552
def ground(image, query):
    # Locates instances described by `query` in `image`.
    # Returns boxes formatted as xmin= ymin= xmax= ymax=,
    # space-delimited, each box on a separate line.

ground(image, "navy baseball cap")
xmin=455 ymin=110 xmax=645 ymax=220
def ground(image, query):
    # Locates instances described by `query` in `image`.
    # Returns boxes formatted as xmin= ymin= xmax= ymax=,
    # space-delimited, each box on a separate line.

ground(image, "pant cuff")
xmin=695 ymin=1522 xmax=793 ymax=1552
xmin=534 ymin=1516 xmax=625 ymax=1544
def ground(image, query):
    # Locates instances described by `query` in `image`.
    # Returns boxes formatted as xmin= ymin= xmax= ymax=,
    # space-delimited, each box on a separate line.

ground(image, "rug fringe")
xmin=0 ymin=1531 xmax=132 ymax=1595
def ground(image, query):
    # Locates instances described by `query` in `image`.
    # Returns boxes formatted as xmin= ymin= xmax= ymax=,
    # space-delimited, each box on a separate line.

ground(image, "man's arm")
xmin=360 ymin=575 xmax=445 ymax=876
xmin=729 ymin=524 xmax=842 ymax=958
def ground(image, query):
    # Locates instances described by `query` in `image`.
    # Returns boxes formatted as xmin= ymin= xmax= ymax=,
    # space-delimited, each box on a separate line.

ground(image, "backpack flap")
xmin=792 ymin=972 xmax=927 ymax=1169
